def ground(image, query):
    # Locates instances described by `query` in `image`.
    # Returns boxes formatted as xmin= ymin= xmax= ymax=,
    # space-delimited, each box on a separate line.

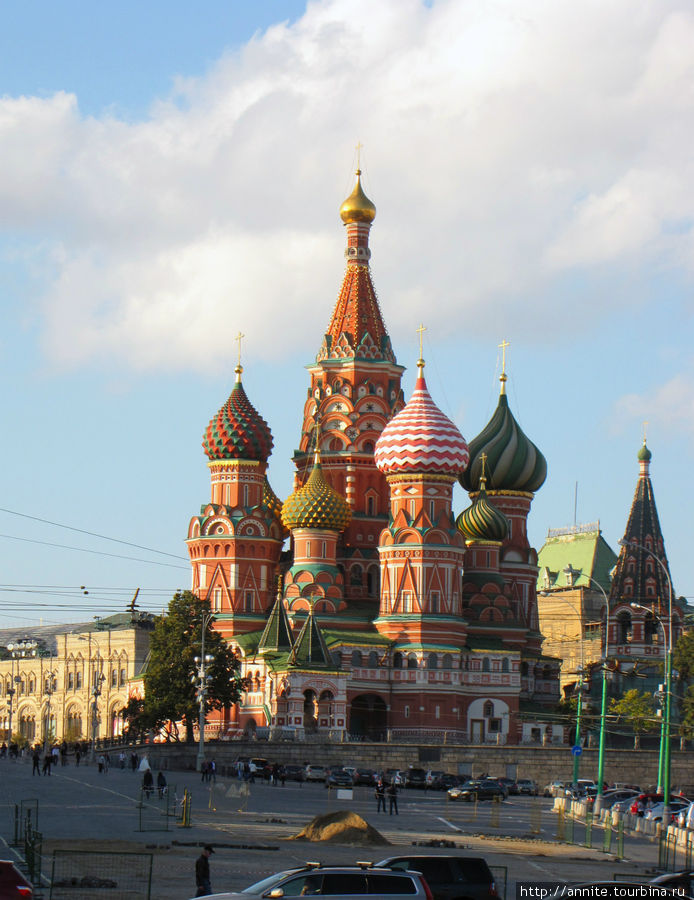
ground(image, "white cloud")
xmin=613 ymin=371 xmax=694 ymax=437
xmin=1 ymin=0 xmax=694 ymax=370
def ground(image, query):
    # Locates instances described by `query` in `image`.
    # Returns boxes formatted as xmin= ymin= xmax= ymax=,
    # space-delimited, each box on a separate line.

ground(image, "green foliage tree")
xmin=673 ymin=630 xmax=694 ymax=682
xmin=142 ymin=591 xmax=246 ymax=742
xmin=678 ymin=684 xmax=694 ymax=749
xmin=609 ymin=688 xmax=658 ymax=749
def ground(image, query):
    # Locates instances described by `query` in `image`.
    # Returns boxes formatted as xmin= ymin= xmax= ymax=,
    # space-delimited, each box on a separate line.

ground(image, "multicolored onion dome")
xmin=263 ymin=476 xmax=290 ymax=538
xmin=374 ymin=366 xmax=469 ymax=476
xmin=457 ymin=477 xmax=509 ymax=542
xmin=203 ymin=366 xmax=273 ymax=462
xmin=282 ymin=454 xmax=352 ymax=532
xmin=637 ymin=440 xmax=652 ymax=462
xmin=459 ymin=392 xmax=546 ymax=493
xmin=339 ymin=169 xmax=376 ymax=224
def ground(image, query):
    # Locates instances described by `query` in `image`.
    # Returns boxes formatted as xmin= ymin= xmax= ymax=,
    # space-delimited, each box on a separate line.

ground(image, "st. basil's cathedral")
xmin=185 ymin=171 xmax=561 ymax=745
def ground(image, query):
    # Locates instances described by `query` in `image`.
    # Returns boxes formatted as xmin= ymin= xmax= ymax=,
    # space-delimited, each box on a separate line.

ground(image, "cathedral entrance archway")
xmin=348 ymin=694 xmax=387 ymax=740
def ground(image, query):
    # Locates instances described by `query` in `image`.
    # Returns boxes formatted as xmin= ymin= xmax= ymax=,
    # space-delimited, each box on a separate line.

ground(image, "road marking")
xmin=528 ymin=860 xmax=556 ymax=877
xmin=436 ymin=816 xmax=462 ymax=832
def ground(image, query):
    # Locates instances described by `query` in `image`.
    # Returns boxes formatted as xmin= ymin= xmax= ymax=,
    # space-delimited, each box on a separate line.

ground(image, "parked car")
xmin=677 ymin=802 xmax=694 ymax=829
xmin=437 ymin=773 xmax=461 ymax=791
xmin=543 ymin=780 xmax=567 ymax=798
xmin=0 ymin=861 xmax=32 ymax=899
xmin=644 ymin=798 xmax=690 ymax=823
xmin=376 ymin=855 xmax=497 ymax=900
xmin=383 ymin=769 xmax=404 ymax=786
xmin=353 ymin=768 xmax=379 ymax=786
xmin=325 ymin=767 xmax=354 ymax=788
xmin=497 ymin=777 xmax=517 ymax=794
xmin=187 ymin=863 xmax=434 ymax=900
xmin=425 ymin=770 xmax=448 ymax=789
xmin=447 ymin=779 xmax=507 ymax=802
xmin=516 ymin=779 xmax=538 ymax=796
xmin=651 ymin=870 xmax=694 ymax=895
xmin=304 ymin=764 xmax=328 ymax=782
xmin=281 ymin=764 xmax=305 ymax=782
xmin=629 ymin=792 xmax=686 ymax=816
xmin=406 ymin=767 xmax=428 ymax=789
xmin=595 ymin=789 xmax=639 ymax=810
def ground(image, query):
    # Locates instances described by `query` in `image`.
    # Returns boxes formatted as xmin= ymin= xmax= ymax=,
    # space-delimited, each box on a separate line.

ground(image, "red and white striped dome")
xmin=374 ymin=368 xmax=469 ymax=476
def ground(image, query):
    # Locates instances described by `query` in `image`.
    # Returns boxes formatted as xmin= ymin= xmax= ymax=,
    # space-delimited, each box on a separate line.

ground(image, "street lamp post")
xmin=630 ymin=602 xmax=666 ymax=790
xmin=619 ymin=538 xmax=675 ymax=825
xmin=6 ymin=639 xmax=38 ymax=746
xmin=91 ymin=672 xmax=106 ymax=761
xmin=194 ymin=612 xmax=215 ymax=773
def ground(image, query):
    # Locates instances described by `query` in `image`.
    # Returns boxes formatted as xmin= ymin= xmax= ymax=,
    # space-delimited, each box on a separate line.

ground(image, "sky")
xmin=1 ymin=0 xmax=693 ymax=629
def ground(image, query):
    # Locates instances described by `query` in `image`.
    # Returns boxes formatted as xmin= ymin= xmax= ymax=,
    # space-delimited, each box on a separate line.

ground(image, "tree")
xmin=142 ymin=591 xmax=246 ymax=742
xmin=673 ymin=630 xmax=694 ymax=682
xmin=609 ymin=689 xmax=658 ymax=749
xmin=678 ymin=685 xmax=694 ymax=750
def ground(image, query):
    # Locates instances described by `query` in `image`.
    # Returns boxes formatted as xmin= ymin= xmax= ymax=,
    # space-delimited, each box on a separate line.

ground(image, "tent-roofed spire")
xmin=258 ymin=586 xmax=293 ymax=654
xmin=289 ymin=604 xmax=332 ymax=667
xmin=610 ymin=442 xmax=675 ymax=603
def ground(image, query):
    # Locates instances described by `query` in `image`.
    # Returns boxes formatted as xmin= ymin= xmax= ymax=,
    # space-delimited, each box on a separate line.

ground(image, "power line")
xmin=0 ymin=533 xmax=189 ymax=569
xmin=0 ymin=507 xmax=187 ymax=560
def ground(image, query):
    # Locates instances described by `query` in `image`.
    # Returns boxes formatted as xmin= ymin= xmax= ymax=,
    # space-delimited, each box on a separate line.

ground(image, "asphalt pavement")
xmin=0 ymin=755 xmax=664 ymax=899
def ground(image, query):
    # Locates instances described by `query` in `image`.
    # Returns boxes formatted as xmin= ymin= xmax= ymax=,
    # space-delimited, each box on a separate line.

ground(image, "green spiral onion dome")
xmin=457 ymin=477 xmax=509 ymax=542
xmin=282 ymin=453 xmax=352 ymax=532
xmin=203 ymin=366 xmax=274 ymax=462
xmin=264 ymin=476 xmax=290 ymax=538
xmin=460 ymin=392 xmax=547 ymax=493
xmin=637 ymin=440 xmax=652 ymax=462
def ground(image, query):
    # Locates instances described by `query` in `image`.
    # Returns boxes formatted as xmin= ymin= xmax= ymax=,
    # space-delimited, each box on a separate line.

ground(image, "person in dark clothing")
xmin=195 ymin=845 xmax=214 ymax=897
xmin=387 ymin=781 xmax=399 ymax=815
xmin=375 ymin=778 xmax=386 ymax=813
xmin=142 ymin=769 xmax=154 ymax=798
xmin=32 ymin=747 xmax=41 ymax=775
xmin=157 ymin=771 xmax=167 ymax=798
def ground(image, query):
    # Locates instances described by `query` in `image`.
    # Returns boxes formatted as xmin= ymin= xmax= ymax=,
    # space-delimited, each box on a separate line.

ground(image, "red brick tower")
xmin=186 ymin=361 xmax=284 ymax=640
xmin=293 ymin=170 xmax=404 ymax=604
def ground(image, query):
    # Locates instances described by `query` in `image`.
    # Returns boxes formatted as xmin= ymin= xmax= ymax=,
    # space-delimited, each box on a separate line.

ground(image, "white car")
xmin=644 ymin=799 xmax=689 ymax=823
xmin=304 ymin=764 xmax=328 ymax=782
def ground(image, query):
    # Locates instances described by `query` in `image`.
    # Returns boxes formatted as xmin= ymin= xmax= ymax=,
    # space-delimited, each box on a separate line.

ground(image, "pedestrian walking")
xmin=32 ymin=747 xmax=40 ymax=776
xmin=42 ymin=752 xmax=52 ymax=776
xmin=98 ymin=754 xmax=105 ymax=774
xmin=142 ymin=769 xmax=154 ymax=798
xmin=209 ymin=759 xmax=216 ymax=783
xmin=279 ymin=765 xmax=287 ymax=787
xmin=75 ymin=747 xmax=81 ymax=766
xmin=387 ymin=780 xmax=399 ymax=815
xmin=195 ymin=844 xmax=214 ymax=897
xmin=375 ymin=778 xmax=386 ymax=813
xmin=119 ymin=751 xmax=126 ymax=769
xmin=157 ymin=771 xmax=168 ymax=798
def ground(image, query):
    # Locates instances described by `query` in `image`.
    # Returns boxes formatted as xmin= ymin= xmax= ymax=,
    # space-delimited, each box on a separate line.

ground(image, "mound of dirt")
xmin=289 ymin=810 xmax=390 ymax=846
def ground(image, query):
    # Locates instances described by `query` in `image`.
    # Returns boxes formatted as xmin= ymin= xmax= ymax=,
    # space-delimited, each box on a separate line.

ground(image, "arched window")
xmin=351 ymin=650 xmax=363 ymax=668
xmin=645 ymin=613 xmax=659 ymax=644
xmin=501 ymin=658 xmax=509 ymax=673
xmin=366 ymin=567 xmax=378 ymax=598
xmin=407 ymin=653 xmax=418 ymax=669
xmin=427 ymin=653 xmax=438 ymax=670
xmin=482 ymin=658 xmax=490 ymax=673
xmin=442 ymin=655 xmax=453 ymax=669
xmin=368 ymin=651 xmax=379 ymax=668
xmin=350 ymin=565 xmax=363 ymax=587
xmin=521 ymin=662 xmax=529 ymax=676
xmin=617 ymin=610 xmax=632 ymax=644
xmin=483 ymin=701 xmax=494 ymax=717
xmin=393 ymin=652 xmax=403 ymax=669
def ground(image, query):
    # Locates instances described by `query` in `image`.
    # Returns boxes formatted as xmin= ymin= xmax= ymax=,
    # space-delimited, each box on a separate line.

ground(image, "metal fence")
xmin=49 ymin=850 xmax=153 ymax=900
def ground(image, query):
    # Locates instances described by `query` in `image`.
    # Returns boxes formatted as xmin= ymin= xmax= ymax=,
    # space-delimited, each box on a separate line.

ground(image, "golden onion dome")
xmin=281 ymin=453 xmax=352 ymax=533
xmin=339 ymin=169 xmax=376 ymax=224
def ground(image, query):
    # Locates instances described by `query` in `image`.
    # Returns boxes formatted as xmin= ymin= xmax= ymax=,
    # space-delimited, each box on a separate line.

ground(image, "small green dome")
xmin=457 ymin=480 xmax=509 ymax=542
xmin=637 ymin=441 xmax=652 ymax=462
xmin=282 ymin=456 xmax=352 ymax=532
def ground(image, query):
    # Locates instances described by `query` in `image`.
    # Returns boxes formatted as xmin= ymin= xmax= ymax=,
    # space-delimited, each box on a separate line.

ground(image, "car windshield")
xmin=242 ymin=870 xmax=298 ymax=894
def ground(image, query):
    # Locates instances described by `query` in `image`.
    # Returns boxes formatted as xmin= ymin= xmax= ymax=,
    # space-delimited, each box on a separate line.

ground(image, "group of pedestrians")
xmin=200 ymin=759 xmax=216 ymax=782
xmin=375 ymin=776 xmax=399 ymax=814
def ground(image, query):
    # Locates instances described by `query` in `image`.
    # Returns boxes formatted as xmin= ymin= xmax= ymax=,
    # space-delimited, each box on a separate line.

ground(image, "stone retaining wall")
xmin=123 ymin=739 xmax=693 ymax=787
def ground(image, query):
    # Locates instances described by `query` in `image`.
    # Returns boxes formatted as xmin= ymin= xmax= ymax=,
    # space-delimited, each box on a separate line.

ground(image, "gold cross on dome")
xmin=498 ymin=339 xmax=510 ymax=376
xmin=235 ymin=331 xmax=245 ymax=367
xmin=355 ymin=142 xmax=363 ymax=169
xmin=417 ymin=323 xmax=427 ymax=359
xmin=480 ymin=452 xmax=488 ymax=481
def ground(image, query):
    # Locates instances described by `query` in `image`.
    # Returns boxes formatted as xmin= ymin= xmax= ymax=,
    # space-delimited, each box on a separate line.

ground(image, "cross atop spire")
xmin=417 ymin=323 xmax=426 ymax=375
xmin=234 ymin=331 xmax=245 ymax=382
xmin=499 ymin=339 xmax=510 ymax=394
xmin=642 ymin=420 xmax=649 ymax=444
xmin=355 ymin=141 xmax=363 ymax=170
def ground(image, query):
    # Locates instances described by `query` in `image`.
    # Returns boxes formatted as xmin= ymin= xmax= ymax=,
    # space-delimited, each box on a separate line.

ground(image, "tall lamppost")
xmin=43 ymin=673 xmax=55 ymax=753
xmin=6 ymin=639 xmax=38 ymax=745
xmin=91 ymin=672 xmax=106 ymax=761
xmin=619 ymin=538 xmax=675 ymax=824
xmin=194 ymin=611 xmax=215 ymax=773
xmin=630 ymin=601 xmax=666 ymax=791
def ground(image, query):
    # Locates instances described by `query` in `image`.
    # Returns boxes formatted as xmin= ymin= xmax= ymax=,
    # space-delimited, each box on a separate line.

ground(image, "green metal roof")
xmin=536 ymin=527 xmax=617 ymax=592
xmin=258 ymin=595 xmax=293 ymax=654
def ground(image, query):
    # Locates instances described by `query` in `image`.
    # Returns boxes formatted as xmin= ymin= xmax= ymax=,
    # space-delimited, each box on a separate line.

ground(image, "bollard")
xmin=530 ymin=798 xmax=542 ymax=835
xmin=556 ymin=806 xmax=565 ymax=843
xmin=585 ymin=810 xmax=593 ymax=849
xmin=616 ymin=817 xmax=625 ymax=860
xmin=12 ymin=804 xmax=19 ymax=846
xmin=490 ymin=795 xmax=500 ymax=828
xmin=602 ymin=817 xmax=613 ymax=854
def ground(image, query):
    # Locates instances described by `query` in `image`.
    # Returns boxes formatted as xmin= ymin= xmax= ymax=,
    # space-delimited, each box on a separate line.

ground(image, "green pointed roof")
xmin=289 ymin=607 xmax=331 ymax=667
xmin=536 ymin=525 xmax=617 ymax=592
xmin=258 ymin=593 xmax=293 ymax=654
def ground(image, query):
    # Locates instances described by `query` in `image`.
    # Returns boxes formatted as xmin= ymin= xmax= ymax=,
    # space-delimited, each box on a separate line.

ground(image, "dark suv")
xmin=189 ymin=863 xmax=434 ymax=899
xmin=376 ymin=855 xmax=497 ymax=900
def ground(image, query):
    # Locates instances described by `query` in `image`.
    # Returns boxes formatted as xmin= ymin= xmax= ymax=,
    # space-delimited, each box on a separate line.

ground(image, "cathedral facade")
xmin=186 ymin=172 xmax=561 ymax=744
